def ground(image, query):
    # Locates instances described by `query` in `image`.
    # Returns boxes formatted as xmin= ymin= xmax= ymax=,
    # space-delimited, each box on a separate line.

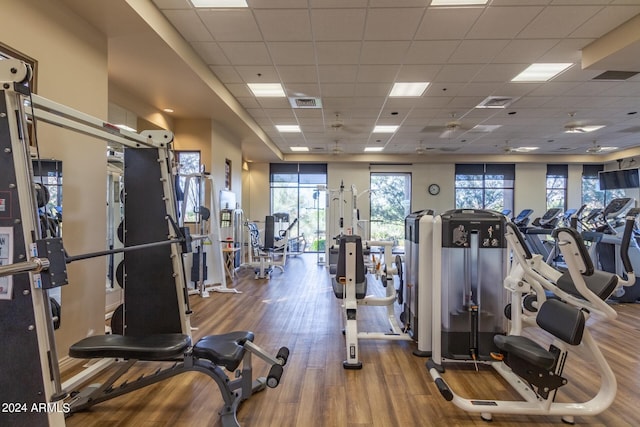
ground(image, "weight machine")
xmin=332 ymin=235 xmax=409 ymax=369
xmin=428 ymin=215 xmax=635 ymax=423
xmin=0 ymin=59 xmax=289 ymax=426
xmin=180 ymin=172 xmax=239 ymax=296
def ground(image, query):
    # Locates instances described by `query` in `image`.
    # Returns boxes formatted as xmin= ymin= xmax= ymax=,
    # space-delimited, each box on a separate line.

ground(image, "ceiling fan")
xmin=586 ymin=140 xmax=602 ymax=153
xmin=329 ymin=113 xmax=360 ymax=135
xmin=564 ymin=113 xmax=604 ymax=134
xmin=331 ymin=140 xmax=343 ymax=155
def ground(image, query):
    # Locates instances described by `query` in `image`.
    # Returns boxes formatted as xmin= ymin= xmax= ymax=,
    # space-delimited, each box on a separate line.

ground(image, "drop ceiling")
xmin=61 ymin=0 xmax=640 ymax=163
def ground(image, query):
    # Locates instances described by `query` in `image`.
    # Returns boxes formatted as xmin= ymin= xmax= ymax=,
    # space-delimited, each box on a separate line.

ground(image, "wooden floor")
xmin=65 ymin=254 xmax=640 ymax=427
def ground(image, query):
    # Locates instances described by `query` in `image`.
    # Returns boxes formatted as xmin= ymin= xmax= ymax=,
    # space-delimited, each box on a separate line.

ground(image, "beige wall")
xmin=243 ymin=161 xmax=600 ymax=233
xmin=1 ymin=0 xmax=108 ymax=358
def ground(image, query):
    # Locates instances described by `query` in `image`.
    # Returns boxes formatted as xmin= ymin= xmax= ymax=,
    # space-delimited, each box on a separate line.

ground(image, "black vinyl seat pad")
xmin=193 ymin=331 xmax=255 ymax=371
xmin=494 ymin=335 xmax=556 ymax=371
xmin=69 ymin=333 xmax=191 ymax=361
xmin=557 ymin=269 xmax=618 ymax=301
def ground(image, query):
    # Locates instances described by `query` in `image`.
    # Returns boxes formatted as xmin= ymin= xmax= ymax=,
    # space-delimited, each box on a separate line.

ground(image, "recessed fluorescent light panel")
xmin=512 ymin=63 xmax=573 ymax=82
xmin=290 ymin=146 xmax=309 ymax=152
xmin=190 ymin=0 xmax=248 ymax=7
xmin=431 ymin=0 xmax=488 ymax=5
xmin=373 ymin=125 xmax=399 ymax=133
xmin=247 ymin=83 xmax=286 ymax=97
xmin=513 ymin=147 xmax=539 ymax=152
xmin=364 ymin=147 xmax=384 ymax=152
xmin=599 ymin=146 xmax=617 ymax=151
xmin=389 ymin=82 xmax=429 ymax=97
xmin=275 ymin=125 xmax=301 ymax=133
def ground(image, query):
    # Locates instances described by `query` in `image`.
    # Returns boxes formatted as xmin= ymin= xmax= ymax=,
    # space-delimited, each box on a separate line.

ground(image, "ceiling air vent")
xmin=476 ymin=96 xmax=518 ymax=109
xmin=289 ymin=97 xmax=323 ymax=109
xmin=593 ymin=71 xmax=639 ymax=80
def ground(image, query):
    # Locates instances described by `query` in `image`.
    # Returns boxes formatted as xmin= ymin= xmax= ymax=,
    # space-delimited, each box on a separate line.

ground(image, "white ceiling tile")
xmin=518 ymin=6 xmax=603 ymax=38
xmin=197 ymin=10 xmax=261 ymax=42
xmin=210 ymin=66 xmax=243 ymax=83
xmin=295 ymin=110 xmax=324 ymax=119
xmin=248 ymin=0 xmax=308 ymax=8
xmin=321 ymin=83 xmax=356 ymax=97
xmin=311 ymin=9 xmax=367 ymax=41
xmin=570 ymin=6 xmax=640 ymax=38
xmin=164 ymin=10 xmax=213 ymax=42
xmin=254 ymin=9 xmax=312 ymax=41
xmin=192 ymin=42 xmax=229 ymax=65
xmin=527 ymin=81 xmax=582 ymax=96
xmin=318 ymin=65 xmax=358 ymax=83
xmin=217 ymin=42 xmax=272 ymax=65
xmin=225 ymin=83 xmax=254 ymax=98
xmin=268 ymin=42 xmax=316 ymax=65
xmin=285 ymin=83 xmax=321 ymax=97
xmin=449 ymin=40 xmax=510 ymax=64
xmin=363 ymin=8 xmax=425 ymax=40
xmin=447 ymin=96 xmax=486 ymax=109
xmin=467 ymin=6 xmax=545 ymax=39
xmin=315 ymin=42 xmax=362 ymax=65
xmin=238 ymin=97 xmax=262 ymax=109
xmin=277 ymin=66 xmax=318 ymax=83
xmin=353 ymin=97 xmax=386 ymax=109
xmin=538 ymin=38 xmax=594 ymax=63
xmin=405 ymin=41 xmax=460 ymax=64
xmin=414 ymin=96 xmax=455 ymax=108
xmin=356 ymin=65 xmax=400 ymax=83
xmin=563 ymin=81 xmax=623 ymax=97
xmin=152 ymin=0 xmax=192 ymax=10
xmin=434 ymin=64 xmax=485 ymax=83
xmin=396 ymin=65 xmax=441 ymax=81
xmin=309 ymin=0 xmax=368 ymax=7
xmin=493 ymin=39 xmax=560 ymax=63
xmin=321 ymin=97 xmax=356 ymax=111
xmin=360 ymin=41 xmax=411 ymax=64
xmin=265 ymin=109 xmax=297 ymax=119
xmin=499 ymin=82 xmax=544 ymax=97
xmin=370 ymin=0 xmax=427 ymax=5
xmin=415 ymin=8 xmax=482 ymax=40
xmin=474 ymin=64 xmax=532 ymax=83
xmin=459 ymin=82 xmax=503 ymax=96
xmin=257 ymin=98 xmax=292 ymax=108
xmin=355 ymin=83 xmax=392 ymax=96
xmin=234 ymin=66 xmax=279 ymax=82
xmin=245 ymin=107 xmax=267 ymax=117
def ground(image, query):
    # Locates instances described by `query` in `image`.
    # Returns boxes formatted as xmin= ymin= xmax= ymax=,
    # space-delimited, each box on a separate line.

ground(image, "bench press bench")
xmin=67 ymin=331 xmax=289 ymax=427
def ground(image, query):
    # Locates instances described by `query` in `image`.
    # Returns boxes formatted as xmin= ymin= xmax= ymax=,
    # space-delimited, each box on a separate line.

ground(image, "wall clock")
xmin=428 ymin=183 xmax=440 ymax=195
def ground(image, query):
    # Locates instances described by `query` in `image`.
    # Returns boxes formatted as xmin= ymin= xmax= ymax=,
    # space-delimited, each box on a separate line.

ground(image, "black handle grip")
xmin=277 ymin=346 xmax=290 ymax=365
xmin=267 ymin=364 xmax=283 ymax=388
xmin=435 ymin=378 xmax=453 ymax=401
xmin=620 ymin=218 xmax=634 ymax=274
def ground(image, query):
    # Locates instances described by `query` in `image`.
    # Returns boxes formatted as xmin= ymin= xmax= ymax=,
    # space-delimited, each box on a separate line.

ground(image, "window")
xmin=270 ymin=163 xmax=327 ymax=253
xmin=455 ymin=164 xmax=514 ymax=213
xmin=175 ymin=151 xmax=201 ymax=223
xmin=546 ymin=165 xmax=567 ymax=211
xmin=582 ymin=164 xmax=626 ymax=209
xmin=370 ymin=173 xmax=411 ymax=245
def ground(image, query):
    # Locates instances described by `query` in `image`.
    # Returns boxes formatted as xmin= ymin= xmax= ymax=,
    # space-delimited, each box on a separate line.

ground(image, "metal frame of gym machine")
xmin=428 ymin=217 xmax=635 ymax=423
xmin=0 ymin=59 xmax=290 ymax=427
xmin=180 ymin=172 xmax=240 ymax=296
xmin=0 ymin=59 xmax=192 ymax=426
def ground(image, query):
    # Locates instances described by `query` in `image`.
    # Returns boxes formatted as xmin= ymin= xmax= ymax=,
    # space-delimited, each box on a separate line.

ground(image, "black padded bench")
xmin=332 ymin=235 xmax=367 ymax=299
xmin=67 ymin=331 xmax=286 ymax=427
xmin=494 ymin=299 xmax=585 ymax=399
